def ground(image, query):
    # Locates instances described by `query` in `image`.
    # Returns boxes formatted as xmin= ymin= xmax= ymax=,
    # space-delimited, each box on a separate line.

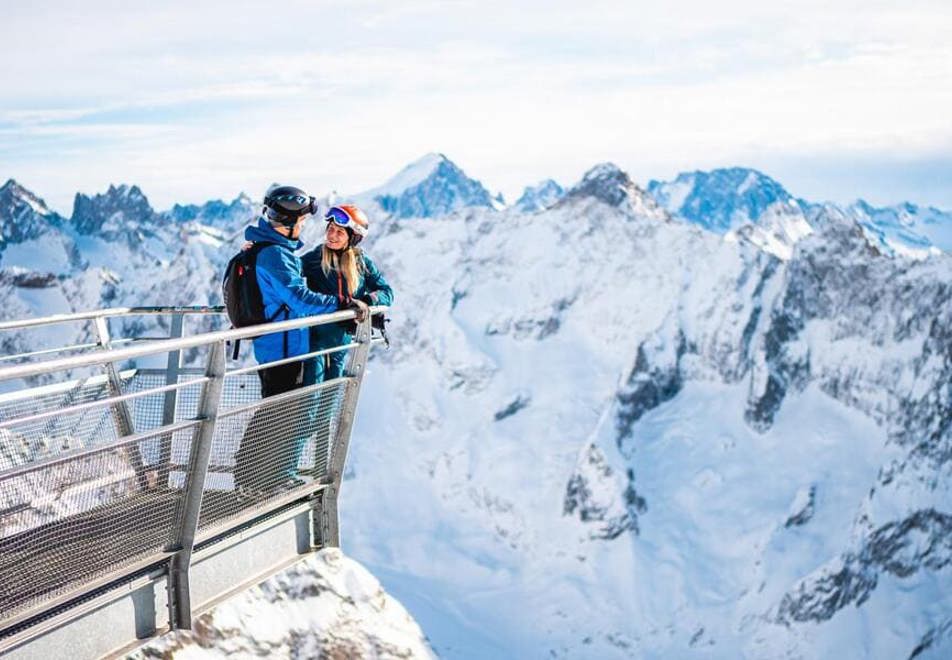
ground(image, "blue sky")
xmin=1 ymin=0 xmax=950 ymax=213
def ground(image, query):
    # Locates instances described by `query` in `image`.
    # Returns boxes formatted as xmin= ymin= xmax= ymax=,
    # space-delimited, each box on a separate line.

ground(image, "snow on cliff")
xmin=130 ymin=549 xmax=435 ymax=659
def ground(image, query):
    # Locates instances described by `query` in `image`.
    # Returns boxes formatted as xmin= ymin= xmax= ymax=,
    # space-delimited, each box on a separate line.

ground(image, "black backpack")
xmin=222 ymin=242 xmax=287 ymax=357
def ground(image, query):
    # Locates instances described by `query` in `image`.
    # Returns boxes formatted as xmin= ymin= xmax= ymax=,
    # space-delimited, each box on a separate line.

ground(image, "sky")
xmin=1 ymin=0 xmax=951 ymax=213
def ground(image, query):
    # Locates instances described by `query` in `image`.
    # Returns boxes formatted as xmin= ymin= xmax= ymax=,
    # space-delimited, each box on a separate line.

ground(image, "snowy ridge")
xmin=647 ymin=167 xmax=797 ymax=233
xmin=648 ymin=167 xmax=952 ymax=260
xmin=356 ymin=152 xmax=496 ymax=219
xmin=846 ymin=199 xmax=952 ymax=258
xmin=164 ymin=193 xmax=256 ymax=232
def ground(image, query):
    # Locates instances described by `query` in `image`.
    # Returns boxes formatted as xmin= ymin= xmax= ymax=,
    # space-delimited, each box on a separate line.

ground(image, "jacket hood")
xmin=244 ymin=217 xmax=304 ymax=250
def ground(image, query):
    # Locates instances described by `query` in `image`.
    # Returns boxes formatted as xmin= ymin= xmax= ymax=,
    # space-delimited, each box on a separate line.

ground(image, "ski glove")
xmin=346 ymin=298 xmax=370 ymax=323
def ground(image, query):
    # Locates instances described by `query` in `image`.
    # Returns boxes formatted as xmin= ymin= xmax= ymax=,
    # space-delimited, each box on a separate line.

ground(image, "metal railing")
xmin=0 ymin=305 xmax=385 ymax=650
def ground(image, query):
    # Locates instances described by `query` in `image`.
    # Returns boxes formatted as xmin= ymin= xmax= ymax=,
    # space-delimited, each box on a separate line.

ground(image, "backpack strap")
xmin=228 ymin=242 xmax=285 ymax=361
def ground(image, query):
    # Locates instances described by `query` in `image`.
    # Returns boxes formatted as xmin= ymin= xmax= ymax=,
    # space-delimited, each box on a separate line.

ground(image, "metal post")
xmin=94 ymin=316 xmax=149 ymax=490
xmin=315 ymin=312 xmax=373 ymax=548
xmin=167 ymin=340 xmax=226 ymax=630
xmin=157 ymin=313 xmax=185 ymax=487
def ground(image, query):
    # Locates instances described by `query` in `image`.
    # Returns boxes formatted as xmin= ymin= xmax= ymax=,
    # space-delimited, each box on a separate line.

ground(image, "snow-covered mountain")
xmin=164 ymin=193 xmax=255 ymax=233
xmin=0 ymin=179 xmax=74 ymax=285
xmin=648 ymin=167 xmax=799 ymax=232
xmin=355 ymin=152 xmax=497 ymax=219
xmin=648 ymin=167 xmax=952 ymax=260
xmin=71 ymin=183 xmax=162 ymax=242
xmin=0 ymin=179 xmax=66 ymax=246
xmin=647 ymin=168 xmax=815 ymax=260
xmin=334 ymin=163 xmax=951 ymax=658
xmin=515 ymin=179 xmax=565 ymax=213
xmin=845 ymin=199 xmax=952 ymax=258
xmin=3 ymin=157 xmax=952 ymax=658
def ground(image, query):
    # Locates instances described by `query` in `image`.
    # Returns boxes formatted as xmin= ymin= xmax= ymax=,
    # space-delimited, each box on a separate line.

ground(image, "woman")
xmin=300 ymin=204 xmax=394 ymax=385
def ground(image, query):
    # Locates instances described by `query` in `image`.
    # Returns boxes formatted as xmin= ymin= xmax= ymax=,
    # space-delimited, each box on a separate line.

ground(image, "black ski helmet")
xmin=263 ymin=185 xmax=318 ymax=226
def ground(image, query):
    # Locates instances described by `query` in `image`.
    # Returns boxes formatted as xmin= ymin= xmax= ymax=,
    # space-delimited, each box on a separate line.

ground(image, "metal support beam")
xmin=316 ymin=311 xmax=374 ymax=548
xmin=94 ymin=316 xmax=149 ymax=490
xmin=166 ymin=340 xmax=226 ymax=630
xmin=312 ymin=487 xmax=340 ymax=549
xmin=158 ymin=314 xmax=186 ymax=487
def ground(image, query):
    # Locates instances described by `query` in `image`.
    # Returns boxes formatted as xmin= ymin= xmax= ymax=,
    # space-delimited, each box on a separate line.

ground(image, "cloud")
xmin=1 ymin=1 xmax=950 ymax=210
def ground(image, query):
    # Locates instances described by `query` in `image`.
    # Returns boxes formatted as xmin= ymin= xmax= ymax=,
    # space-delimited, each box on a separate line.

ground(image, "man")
xmin=233 ymin=185 xmax=367 ymax=498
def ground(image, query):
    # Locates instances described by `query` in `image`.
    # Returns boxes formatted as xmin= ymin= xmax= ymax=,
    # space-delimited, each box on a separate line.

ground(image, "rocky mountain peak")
xmin=165 ymin=193 xmax=256 ymax=229
xmin=0 ymin=179 xmax=63 ymax=246
xmin=648 ymin=167 xmax=797 ymax=233
xmin=515 ymin=179 xmax=565 ymax=213
xmin=361 ymin=153 xmax=495 ymax=219
xmin=71 ymin=183 xmax=158 ymax=236
xmin=563 ymin=162 xmax=656 ymax=212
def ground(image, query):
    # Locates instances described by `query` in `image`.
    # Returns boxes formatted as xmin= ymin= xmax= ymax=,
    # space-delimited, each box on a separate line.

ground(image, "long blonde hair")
xmin=321 ymin=245 xmax=364 ymax=297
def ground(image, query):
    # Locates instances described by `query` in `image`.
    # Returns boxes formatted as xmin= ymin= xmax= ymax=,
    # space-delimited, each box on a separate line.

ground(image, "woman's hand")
xmin=241 ymin=241 xmax=254 ymax=251
xmin=348 ymin=299 xmax=370 ymax=322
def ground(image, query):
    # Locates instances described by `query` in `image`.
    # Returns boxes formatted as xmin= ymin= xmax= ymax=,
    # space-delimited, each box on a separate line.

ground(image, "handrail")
xmin=0 ymin=337 xmax=140 ymax=364
xmin=0 ymin=306 xmax=387 ymax=382
xmin=0 ymin=305 xmax=226 ymax=332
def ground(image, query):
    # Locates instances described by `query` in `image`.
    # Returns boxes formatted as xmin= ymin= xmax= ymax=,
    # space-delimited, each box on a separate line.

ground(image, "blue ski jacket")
xmin=244 ymin=219 xmax=339 ymax=364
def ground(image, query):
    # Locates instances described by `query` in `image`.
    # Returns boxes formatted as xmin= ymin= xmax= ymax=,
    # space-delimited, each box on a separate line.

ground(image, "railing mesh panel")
xmin=124 ymin=372 xmax=207 ymax=469
xmin=0 ymin=424 xmax=198 ymax=620
xmin=0 ymin=332 xmax=362 ymax=632
xmin=0 ymin=374 xmax=134 ymax=472
xmin=194 ymin=380 xmax=348 ymax=531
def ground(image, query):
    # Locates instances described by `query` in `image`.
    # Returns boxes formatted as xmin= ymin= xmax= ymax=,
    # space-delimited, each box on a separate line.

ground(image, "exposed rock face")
xmin=745 ymin=205 xmax=952 ymax=457
xmin=0 ymin=179 xmax=65 ymax=246
xmin=777 ymin=509 xmax=952 ymax=623
xmin=785 ymin=485 xmax=816 ymax=528
xmin=564 ymin=162 xmax=657 ymax=212
xmin=494 ymin=393 xmax=531 ymax=421
xmin=564 ymin=443 xmax=646 ymax=539
xmin=616 ymin=331 xmax=687 ymax=447
xmin=71 ymin=183 xmax=159 ymax=241
xmin=0 ymin=270 xmax=58 ymax=289
xmin=608 ymin=200 xmax=952 ymax=628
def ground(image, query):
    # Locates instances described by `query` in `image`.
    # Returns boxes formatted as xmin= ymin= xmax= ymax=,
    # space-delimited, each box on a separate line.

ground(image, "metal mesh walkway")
xmin=0 ymin=305 xmax=381 ymax=651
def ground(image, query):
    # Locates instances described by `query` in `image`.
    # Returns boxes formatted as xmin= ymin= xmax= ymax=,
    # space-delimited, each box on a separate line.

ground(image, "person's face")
xmin=285 ymin=215 xmax=306 ymax=240
xmin=325 ymin=222 xmax=350 ymax=250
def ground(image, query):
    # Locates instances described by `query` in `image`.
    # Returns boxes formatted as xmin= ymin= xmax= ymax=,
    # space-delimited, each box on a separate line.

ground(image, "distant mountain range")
xmin=4 ymin=153 xmax=948 ymax=265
